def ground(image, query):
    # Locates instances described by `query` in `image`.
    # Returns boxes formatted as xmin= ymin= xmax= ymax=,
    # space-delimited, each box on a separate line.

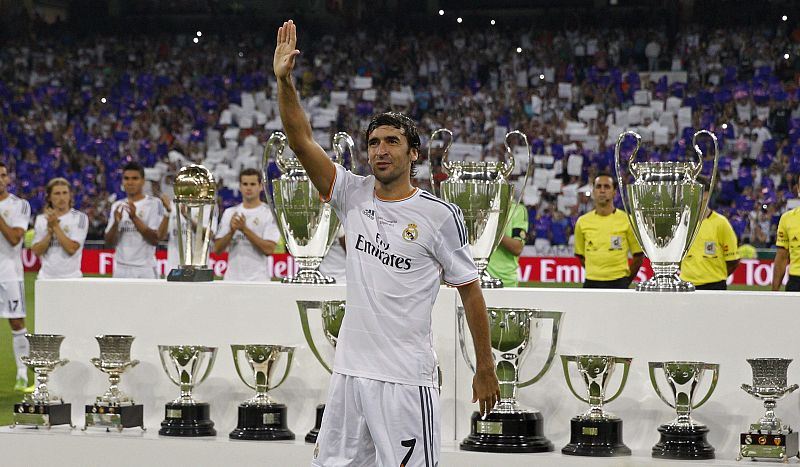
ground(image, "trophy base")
xmin=167 ymin=267 xmax=214 ymax=282
xmin=159 ymin=402 xmax=216 ymax=437
xmin=636 ymin=277 xmax=695 ymax=292
xmin=652 ymin=423 xmax=714 ymax=459
xmin=562 ymin=417 xmax=631 ymax=457
xmin=229 ymin=403 xmax=295 ymax=441
xmin=305 ymin=404 xmax=325 ymax=443
xmin=281 ymin=269 xmax=336 ymax=285
xmin=478 ymin=270 xmax=504 ymax=289
xmin=460 ymin=410 xmax=554 ymax=453
xmin=738 ymin=431 xmax=799 ymax=461
xmin=13 ymin=402 xmax=73 ymax=428
xmin=84 ymin=404 xmax=145 ymax=432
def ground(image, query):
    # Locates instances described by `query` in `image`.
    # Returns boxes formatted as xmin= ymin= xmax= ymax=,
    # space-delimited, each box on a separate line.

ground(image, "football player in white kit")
xmin=213 ymin=168 xmax=280 ymax=281
xmin=0 ymin=162 xmax=33 ymax=392
xmin=275 ymin=20 xmax=500 ymax=467
xmin=104 ymin=162 xmax=166 ymax=279
xmin=31 ymin=178 xmax=89 ymax=279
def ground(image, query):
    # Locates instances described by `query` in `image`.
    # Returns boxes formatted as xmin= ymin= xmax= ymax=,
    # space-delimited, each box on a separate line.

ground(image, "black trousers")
xmin=787 ymin=275 xmax=800 ymax=291
xmin=583 ymin=277 xmax=631 ymax=289
xmin=694 ymin=280 xmax=727 ymax=290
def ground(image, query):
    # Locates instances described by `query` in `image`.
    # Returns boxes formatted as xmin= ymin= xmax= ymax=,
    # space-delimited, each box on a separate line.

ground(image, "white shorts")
xmin=312 ymin=373 xmax=440 ymax=467
xmin=113 ymin=264 xmax=158 ymax=279
xmin=0 ymin=281 xmax=25 ymax=319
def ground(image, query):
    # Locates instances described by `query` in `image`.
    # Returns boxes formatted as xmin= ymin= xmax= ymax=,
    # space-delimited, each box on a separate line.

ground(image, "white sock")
xmin=12 ymin=328 xmax=28 ymax=379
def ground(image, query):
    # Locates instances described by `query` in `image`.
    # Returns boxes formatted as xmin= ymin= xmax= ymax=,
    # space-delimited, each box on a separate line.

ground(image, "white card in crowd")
xmin=362 ymin=89 xmax=377 ymax=101
xmin=350 ymin=76 xmax=372 ymax=89
xmin=558 ymin=82 xmax=572 ymax=100
xmin=330 ymin=91 xmax=348 ymax=106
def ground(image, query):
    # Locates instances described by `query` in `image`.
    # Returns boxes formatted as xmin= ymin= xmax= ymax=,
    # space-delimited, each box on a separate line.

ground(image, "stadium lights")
xmin=100 ymin=97 xmax=107 ymax=104
xmin=490 ymin=19 xmax=496 ymax=26
xmin=782 ymin=15 xmax=788 ymax=21
xmin=785 ymin=53 xmax=790 ymax=60
xmin=193 ymin=37 xmax=199 ymax=44
xmin=516 ymin=47 xmax=522 ymax=53
xmin=539 ymin=74 xmax=545 ymax=80
xmin=438 ymin=9 xmax=444 ymax=16
xmin=239 ymin=52 xmax=244 ymax=57
xmin=722 ymin=123 xmax=728 ymax=130
xmin=457 ymin=17 xmax=463 ymax=23
xmin=196 ymin=31 xmax=202 ymax=36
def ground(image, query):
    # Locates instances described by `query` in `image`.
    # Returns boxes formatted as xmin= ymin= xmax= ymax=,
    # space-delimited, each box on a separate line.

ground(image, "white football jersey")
xmin=166 ymin=205 xmax=218 ymax=273
xmin=33 ymin=209 xmax=88 ymax=279
xmin=215 ymin=203 xmax=280 ymax=281
xmin=105 ymin=196 xmax=165 ymax=268
xmin=326 ymin=164 xmax=477 ymax=387
xmin=0 ymin=194 xmax=31 ymax=281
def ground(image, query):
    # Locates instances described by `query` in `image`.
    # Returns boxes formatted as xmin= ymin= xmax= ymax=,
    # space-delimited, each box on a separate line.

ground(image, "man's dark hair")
xmin=122 ymin=161 xmax=145 ymax=178
xmin=365 ymin=111 xmax=421 ymax=177
xmin=594 ymin=172 xmax=618 ymax=190
xmin=0 ymin=161 xmax=6 ymax=170
xmin=697 ymin=175 xmax=711 ymax=192
xmin=239 ymin=167 xmax=263 ymax=183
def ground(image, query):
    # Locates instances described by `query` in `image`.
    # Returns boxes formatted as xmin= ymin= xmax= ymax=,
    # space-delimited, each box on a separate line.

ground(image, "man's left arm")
xmin=458 ymin=280 xmax=500 ymax=416
xmin=0 ymin=200 xmax=29 ymax=247
xmin=720 ymin=219 xmax=740 ymax=277
xmin=240 ymin=210 xmax=279 ymax=256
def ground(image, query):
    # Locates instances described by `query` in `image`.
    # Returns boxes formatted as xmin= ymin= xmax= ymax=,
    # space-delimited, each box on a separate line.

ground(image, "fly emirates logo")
xmin=354 ymin=232 xmax=412 ymax=270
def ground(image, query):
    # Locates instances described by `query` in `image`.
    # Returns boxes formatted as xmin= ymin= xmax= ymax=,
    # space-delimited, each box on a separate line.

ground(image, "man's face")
xmin=50 ymin=185 xmax=71 ymax=210
xmin=122 ymin=170 xmax=145 ymax=197
xmin=240 ymin=174 xmax=262 ymax=202
xmin=367 ymin=125 xmax=418 ymax=186
xmin=0 ymin=167 xmax=8 ymax=195
xmin=592 ymin=175 xmax=615 ymax=206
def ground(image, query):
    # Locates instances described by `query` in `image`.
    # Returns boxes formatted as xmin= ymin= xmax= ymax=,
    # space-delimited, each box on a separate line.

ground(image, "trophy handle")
xmin=688 ymin=129 xmax=720 ymax=246
xmin=648 ymin=361 xmax=676 ymax=409
xmin=231 ymin=345 xmax=257 ymax=391
xmin=332 ymin=132 xmax=354 ymax=169
xmin=428 ymin=128 xmax=454 ymax=194
xmin=270 ymin=347 xmax=295 ymax=391
xmin=604 ymin=357 xmax=633 ymax=404
xmin=264 ymin=131 xmax=289 ymax=178
xmin=456 ymin=306 xmax=476 ymax=373
xmin=518 ymin=310 xmax=563 ymax=389
xmin=691 ymin=363 xmax=720 ymax=410
xmin=613 ymin=130 xmax=646 ymax=252
xmin=157 ymin=346 xmax=182 ymax=387
xmin=560 ymin=355 xmax=590 ymax=404
xmin=297 ymin=300 xmax=333 ymax=374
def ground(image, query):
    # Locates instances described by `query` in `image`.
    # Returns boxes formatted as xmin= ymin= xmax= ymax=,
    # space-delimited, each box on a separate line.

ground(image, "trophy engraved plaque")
xmin=158 ymin=345 xmax=217 ymax=436
xmin=561 ymin=355 xmax=632 ymax=456
xmin=12 ymin=334 xmax=73 ymax=429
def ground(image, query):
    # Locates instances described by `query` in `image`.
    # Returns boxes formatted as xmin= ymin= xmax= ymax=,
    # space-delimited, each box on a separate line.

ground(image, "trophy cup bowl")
xmin=297 ymin=300 xmax=346 ymax=442
xmin=157 ymin=345 xmax=217 ymax=436
xmin=429 ymin=129 xmax=531 ymax=288
xmin=13 ymin=334 xmax=73 ymax=428
xmin=167 ymin=164 xmax=217 ymax=282
xmin=457 ymin=306 xmax=562 ymax=452
xmin=615 ymin=130 xmax=719 ymax=292
xmin=649 ymin=361 xmax=719 ymax=459
xmin=229 ymin=344 xmax=296 ymax=440
xmin=83 ymin=335 xmax=144 ymax=432
xmin=738 ymin=358 xmax=800 ymax=461
xmin=263 ymin=131 xmax=344 ymax=284
xmin=561 ymin=355 xmax=632 ymax=456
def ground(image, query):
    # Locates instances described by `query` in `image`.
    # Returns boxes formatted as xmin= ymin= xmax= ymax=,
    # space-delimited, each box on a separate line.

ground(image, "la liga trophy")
xmin=12 ymin=334 xmax=73 ymax=429
xmin=457 ymin=306 xmax=562 ymax=452
xmin=83 ymin=335 xmax=144 ymax=432
xmin=428 ymin=129 xmax=531 ymax=288
xmin=561 ymin=355 xmax=632 ymax=456
xmin=229 ymin=344 xmax=296 ymax=440
xmin=615 ymin=130 xmax=719 ymax=291
xmin=737 ymin=358 xmax=799 ymax=462
xmin=649 ymin=361 xmax=719 ymax=459
xmin=158 ymin=345 xmax=217 ymax=436
xmin=167 ymin=164 xmax=217 ymax=282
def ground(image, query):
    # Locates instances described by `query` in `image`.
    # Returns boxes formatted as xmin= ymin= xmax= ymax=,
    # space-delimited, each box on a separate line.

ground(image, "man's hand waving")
xmin=274 ymin=20 xmax=300 ymax=80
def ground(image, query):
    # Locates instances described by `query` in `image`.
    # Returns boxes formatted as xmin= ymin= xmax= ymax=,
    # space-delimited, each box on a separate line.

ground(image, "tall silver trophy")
xmin=649 ymin=361 xmax=719 ymax=459
xmin=458 ymin=306 xmax=562 ymax=452
xmin=12 ymin=334 xmax=73 ymax=428
xmin=429 ymin=129 xmax=531 ymax=288
xmin=230 ymin=344 xmax=296 ymax=440
xmin=83 ymin=335 xmax=144 ymax=432
xmin=298 ymin=300 xmax=346 ymax=442
xmin=615 ymin=130 xmax=719 ymax=291
xmin=158 ymin=345 xmax=217 ymax=436
xmin=263 ymin=131 xmax=349 ymax=283
xmin=738 ymin=358 xmax=799 ymax=461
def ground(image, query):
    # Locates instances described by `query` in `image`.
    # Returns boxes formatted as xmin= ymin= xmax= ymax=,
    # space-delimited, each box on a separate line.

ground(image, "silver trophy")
xmin=429 ymin=129 xmax=531 ymax=288
xmin=263 ymin=131 xmax=348 ymax=284
xmin=157 ymin=345 xmax=217 ymax=436
xmin=167 ymin=164 xmax=217 ymax=282
xmin=649 ymin=361 xmax=719 ymax=459
xmin=561 ymin=355 xmax=633 ymax=456
xmin=84 ymin=335 xmax=144 ymax=432
xmin=457 ymin=306 xmax=562 ymax=452
xmin=615 ymin=130 xmax=719 ymax=291
xmin=230 ymin=344 xmax=296 ymax=440
xmin=738 ymin=358 xmax=799 ymax=461
xmin=12 ymin=334 xmax=73 ymax=428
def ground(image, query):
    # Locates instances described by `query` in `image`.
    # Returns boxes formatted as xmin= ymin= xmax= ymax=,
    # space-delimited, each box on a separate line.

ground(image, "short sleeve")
xmin=509 ymin=204 xmax=528 ymax=240
xmin=72 ymin=212 xmax=89 ymax=244
xmin=776 ymin=213 xmax=788 ymax=249
xmin=573 ymin=217 xmax=585 ymax=256
xmin=261 ymin=207 xmax=281 ymax=243
xmin=215 ymin=208 xmax=233 ymax=240
xmin=719 ymin=217 xmax=739 ymax=261
xmin=105 ymin=201 xmax=120 ymax=233
xmin=32 ymin=215 xmax=47 ymax=243
xmin=10 ymin=199 xmax=30 ymax=229
xmin=327 ymin=163 xmax=361 ymax=220
xmin=145 ymin=198 xmax=165 ymax=230
xmin=433 ymin=204 xmax=478 ymax=286
xmin=625 ymin=216 xmax=643 ymax=254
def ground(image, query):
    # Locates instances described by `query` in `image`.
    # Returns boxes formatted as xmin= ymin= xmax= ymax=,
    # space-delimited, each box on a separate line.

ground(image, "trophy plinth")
xmin=562 ymin=417 xmax=630 ymax=456
xmin=305 ymin=404 xmax=325 ymax=443
xmin=157 ymin=345 xmax=217 ymax=437
xmin=12 ymin=334 xmax=73 ymax=429
xmin=168 ymin=164 xmax=217 ymax=283
xmin=460 ymin=409 xmax=552 ymax=453
xmin=167 ymin=266 xmax=214 ymax=282
xmin=653 ymin=424 xmax=715 ymax=459
xmin=14 ymin=402 xmax=72 ymax=428
xmin=230 ymin=403 xmax=294 ymax=441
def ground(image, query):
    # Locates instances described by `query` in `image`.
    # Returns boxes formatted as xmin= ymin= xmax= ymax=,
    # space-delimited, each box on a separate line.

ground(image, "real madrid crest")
xmin=402 ymin=223 xmax=418 ymax=241
xmin=252 ymin=217 xmax=259 ymax=225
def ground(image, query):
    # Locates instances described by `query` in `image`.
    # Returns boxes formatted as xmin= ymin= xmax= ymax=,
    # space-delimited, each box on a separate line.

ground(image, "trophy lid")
xmin=174 ymin=165 xmax=216 ymax=203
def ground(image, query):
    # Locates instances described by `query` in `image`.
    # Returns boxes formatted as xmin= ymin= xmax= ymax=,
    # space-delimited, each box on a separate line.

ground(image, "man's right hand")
xmin=273 ymin=20 xmax=300 ymax=80
xmin=113 ymin=205 xmax=124 ymax=223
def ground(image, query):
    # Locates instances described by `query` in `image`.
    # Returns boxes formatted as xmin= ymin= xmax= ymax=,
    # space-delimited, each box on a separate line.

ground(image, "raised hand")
xmin=273 ymin=20 xmax=300 ymax=80
xmin=114 ymin=204 xmax=124 ymax=223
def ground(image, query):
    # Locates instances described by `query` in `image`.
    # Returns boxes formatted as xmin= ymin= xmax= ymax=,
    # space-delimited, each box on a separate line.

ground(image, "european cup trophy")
xmin=263 ymin=131 xmax=348 ymax=283
xmin=12 ymin=334 xmax=73 ymax=429
xmin=737 ymin=358 xmax=799 ymax=461
xmin=561 ymin=355 xmax=632 ymax=456
xmin=230 ymin=344 xmax=296 ymax=440
xmin=297 ymin=300 xmax=345 ymax=443
xmin=649 ymin=361 xmax=719 ymax=459
xmin=167 ymin=164 xmax=217 ymax=282
xmin=83 ymin=335 xmax=144 ymax=432
xmin=429 ymin=129 xmax=531 ymax=288
xmin=158 ymin=345 xmax=217 ymax=436
xmin=615 ymin=130 xmax=719 ymax=291
xmin=457 ymin=306 xmax=562 ymax=452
